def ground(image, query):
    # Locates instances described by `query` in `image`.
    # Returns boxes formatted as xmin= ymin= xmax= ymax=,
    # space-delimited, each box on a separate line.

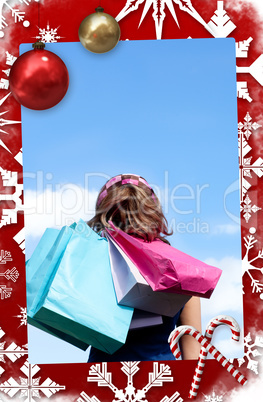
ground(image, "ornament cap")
xmin=32 ymin=41 xmax=45 ymax=50
xmin=95 ymin=6 xmax=104 ymax=13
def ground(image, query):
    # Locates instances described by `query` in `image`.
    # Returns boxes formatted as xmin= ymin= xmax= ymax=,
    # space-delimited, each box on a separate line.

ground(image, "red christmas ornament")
xmin=9 ymin=42 xmax=69 ymax=110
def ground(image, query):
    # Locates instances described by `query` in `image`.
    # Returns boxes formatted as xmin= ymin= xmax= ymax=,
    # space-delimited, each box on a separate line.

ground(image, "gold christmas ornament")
xmin=78 ymin=6 xmax=120 ymax=54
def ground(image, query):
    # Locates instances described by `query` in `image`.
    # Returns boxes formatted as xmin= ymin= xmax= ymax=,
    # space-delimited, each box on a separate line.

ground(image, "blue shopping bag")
xmin=27 ymin=225 xmax=73 ymax=315
xmin=27 ymin=220 xmax=134 ymax=354
xmin=26 ymin=224 xmax=90 ymax=351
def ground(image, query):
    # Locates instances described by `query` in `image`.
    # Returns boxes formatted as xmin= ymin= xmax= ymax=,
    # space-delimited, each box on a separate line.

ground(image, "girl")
xmin=87 ymin=173 xmax=201 ymax=362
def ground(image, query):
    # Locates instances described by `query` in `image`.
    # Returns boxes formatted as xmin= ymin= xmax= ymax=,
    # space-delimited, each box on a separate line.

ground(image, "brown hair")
xmin=88 ymin=182 xmax=172 ymax=243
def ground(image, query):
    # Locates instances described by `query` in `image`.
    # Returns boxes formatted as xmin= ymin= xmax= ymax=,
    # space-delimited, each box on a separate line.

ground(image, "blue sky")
xmin=21 ymin=38 xmax=243 ymax=362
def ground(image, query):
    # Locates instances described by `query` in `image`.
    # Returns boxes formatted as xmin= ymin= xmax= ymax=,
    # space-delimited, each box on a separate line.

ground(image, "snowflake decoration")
xmin=34 ymin=22 xmax=62 ymax=43
xmin=116 ymin=0 xmax=235 ymax=40
xmin=0 ymin=250 xmax=12 ymax=264
xmin=238 ymin=112 xmax=263 ymax=200
xmin=5 ymin=50 xmax=17 ymax=65
xmin=236 ymin=37 xmax=254 ymax=102
xmin=236 ymin=37 xmax=253 ymax=59
xmin=79 ymin=362 xmax=182 ymax=402
xmin=14 ymin=306 xmax=27 ymax=327
xmin=0 ymin=326 xmax=27 ymax=380
xmin=0 ymin=0 xmax=36 ymax=38
xmin=240 ymin=194 xmax=261 ymax=223
xmin=0 ymin=93 xmax=14 ymax=153
xmin=239 ymin=111 xmax=262 ymax=140
xmin=14 ymin=147 xmax=23 ymax=165
xmin=205 ymin=0 xmax=236 ymax=38
xmin=236 ymin=37 xmax=263 ymax=101
xmin=0 ymin=76 xmax=9 ymax=90
xmin=0 ymin=167 xmax=24 ymax=229
xmin=0 ymin=266 xmax=19 ymax=282
xmin=243 ymin=231 xmax=263 ymax=297
xmin=0 ymin=51 xmax=17 ymax=90
xmin=237 ymin=332 xmax=263 ymax=374
xmin=236 ymin=82 xmax=252 ymax=102
xmin=13 ymin=227 xmax=26 ymax=254
xmin=0 ymin=110 xmax=21 ymax=130
xmin=0 ymin=359 xmax=66 ymax=400
xmin=203 ymin=390 xmax=224 ymax=401
xmin=0 ymin=52 xmax=22 ymax=155
xmin=0 ymin=284 xmax=12 ymax=299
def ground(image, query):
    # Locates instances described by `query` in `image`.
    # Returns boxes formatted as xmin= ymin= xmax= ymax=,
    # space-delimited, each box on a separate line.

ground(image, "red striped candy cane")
xmin=189 ymin=315 xmax=240 ymax=399
xmin=168 ymin=325 xmax=247 ymax=390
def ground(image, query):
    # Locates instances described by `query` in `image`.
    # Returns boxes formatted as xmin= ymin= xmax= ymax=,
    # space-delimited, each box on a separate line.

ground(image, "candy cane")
xmin=168 ymin=325 xmax=247 ymax=389
xmin=189 ymin=315 xmax=240 ymax=399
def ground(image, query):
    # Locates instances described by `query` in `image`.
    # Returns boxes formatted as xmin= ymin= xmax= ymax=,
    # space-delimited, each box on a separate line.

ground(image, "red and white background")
xmin=0 ymin=0 xmax=263 ymax=400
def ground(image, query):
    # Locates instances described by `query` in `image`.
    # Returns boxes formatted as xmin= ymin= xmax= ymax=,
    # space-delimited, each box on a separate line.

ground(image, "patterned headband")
xmin=96 ymin=174 xmax=157 ymax=207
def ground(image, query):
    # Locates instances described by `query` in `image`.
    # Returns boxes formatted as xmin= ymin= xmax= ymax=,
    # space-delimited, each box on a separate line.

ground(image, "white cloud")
xmin=201 ymin=256 xmax=244 ymax=358
xmin=24 ymin=185 xmax=98 ymax=239
xmin=212 ymin=224 xmax=240 ymax=235
xmin=201 ymin=256 xmax=243 ymax=315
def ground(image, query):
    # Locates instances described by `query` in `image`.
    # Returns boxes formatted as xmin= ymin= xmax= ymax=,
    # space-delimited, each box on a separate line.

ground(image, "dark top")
xmin=88 ymin=309 xmax=182 ymax=362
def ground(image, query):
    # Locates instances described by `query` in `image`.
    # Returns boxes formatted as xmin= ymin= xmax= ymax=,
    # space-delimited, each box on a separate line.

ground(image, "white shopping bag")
xmin=107 ymin=234 xmax=191 ymax=317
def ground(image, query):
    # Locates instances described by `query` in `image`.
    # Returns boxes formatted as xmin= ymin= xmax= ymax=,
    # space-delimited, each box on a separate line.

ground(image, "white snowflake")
xmin=0 ymin=51 xmax=17 ymax=90
xmin=238 ymin=112 xmax=263 ymax=200
xmin=0 ymin=64 xmax=9 ymax=89
xmin=205 ymin=0 xmax=236 ymax=38
xmin=34 ymin=22 xmax=62 ymax=43
xmin=0 ymin=52 xmax=22 ymax=155
xmin=13 ymin=227 xmax=25 ymax=254
xmin=0 ymin=167 xmax=24 ymax=229
xmin=239 ymin=111 xmax=262 ymax=140
xmin=0 ymin=0 xmax=36 ymax=38
xmin=0 ymin=284 xmax=12 ymax=299
xmin=0 ymin=267 xmax=19 ymax=282
xmin=116 ymin=0 xmax=235 ymax=40
xmin=0 ymin=77 xmax=8 ymax=89
xmin=2 ymin=68 xmax=10 ymax=77
xmin=236 ymin=82 xmax=252 ymax=103
xmin=236 ymin=37 xmax=253 ymax=58
xmin=237 ymin=332 xmax=263 ymax=374
xmin=203 ymin=390 xmax=224 ymax=401
xmin=240 ymin=194 xmax=261 ymax=223
xmin=1 ymin=51 xmax=14 ymax=93
xmin=0 ymin=57 xmax=21 ymax=133
xmin=237 ymin=41 xmax=263 ymax=100
xmin=0 ymin=326 xmax=28 ymax=380
xmin=5 ymin=50 xmax=17 ymax=66
xmin=14 ymin=306 xmax=27 ymax=327
xmin=14 ymin=147 xmax=23 ymax=165
xmin=236 ymin=35 xmax=263 ymax=101
xmin=0 ymin=250 xmax=12 ymax=264
xmin=236 ymin=38 xmax=254 ymax=102
xmin=0 ymin=110 xmax=21 ymax=129
xmin=0 ymin=359 xmax=66 ymax=400
xmin=0 ymin=93 xmax=13 ymax=153
xmin=243 ymin=231 xmax=263 ymax=297
xmin=78 ymin=362 xmax=183 ymax=402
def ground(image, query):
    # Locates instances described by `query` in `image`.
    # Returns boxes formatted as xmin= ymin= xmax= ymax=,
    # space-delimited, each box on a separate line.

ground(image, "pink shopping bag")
xmin=107 ymin=233 xmax=190 ymax=317
xmin=106 ymin=222 xmax=222 ymax=299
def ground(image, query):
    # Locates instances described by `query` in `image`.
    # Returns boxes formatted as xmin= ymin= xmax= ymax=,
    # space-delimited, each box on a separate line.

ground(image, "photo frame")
xmin=21 ymin=37 xmax=243 ymax=365
xmin=0 ymin=1 xmax=262 ymax=401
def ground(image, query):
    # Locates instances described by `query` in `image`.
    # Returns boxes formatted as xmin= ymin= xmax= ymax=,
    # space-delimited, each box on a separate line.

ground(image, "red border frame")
xmin=1 ymin=1 xmax=263 ymax=400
